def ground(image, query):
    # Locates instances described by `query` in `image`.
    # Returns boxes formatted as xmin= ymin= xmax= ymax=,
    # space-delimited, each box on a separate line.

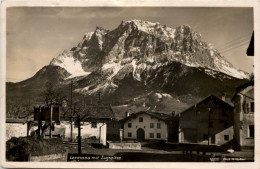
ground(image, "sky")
xmin=6 ymin=7 xmax=254 ymax=82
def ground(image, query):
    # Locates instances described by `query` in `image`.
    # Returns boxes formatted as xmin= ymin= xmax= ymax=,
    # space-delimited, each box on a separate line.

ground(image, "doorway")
xmin=136 ymin=128 xmax=145 ymax=142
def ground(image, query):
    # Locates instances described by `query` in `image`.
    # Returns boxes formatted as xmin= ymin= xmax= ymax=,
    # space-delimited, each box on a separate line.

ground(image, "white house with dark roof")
xmin=59 ymin=105 xmax=116 ymax=145
xmin=120 ymin=111 xmax=176 ymax=142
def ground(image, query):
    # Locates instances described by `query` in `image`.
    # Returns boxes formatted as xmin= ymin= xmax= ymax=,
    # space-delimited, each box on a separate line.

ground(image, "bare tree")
xmin=42 ymin=82 xmax=66 ymax=107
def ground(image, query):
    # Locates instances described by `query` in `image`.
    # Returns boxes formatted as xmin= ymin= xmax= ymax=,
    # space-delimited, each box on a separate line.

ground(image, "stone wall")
xmin=6 ymin=123 xmax=27 ymax=141
xmin=109 ymin=142 xmax=141 ymax=150
xmin=29 ymin=152 xmax=67 ymax=162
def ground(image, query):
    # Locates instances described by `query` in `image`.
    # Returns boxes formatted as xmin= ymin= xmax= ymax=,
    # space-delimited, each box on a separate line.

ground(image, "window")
xmin=91 ymin=122 xmax=97 ymax=128
xmin=150 ymin=133 xmax=154 ymax=138
xmin=128 ymin=132 xmax=132 ymax=137
xmin=224 ymin=135 xmax=229 ymax=141
xmin=128 ymin=123 xmax=132 ymax=128
xmin=150 ymin=123 xmax=154 ymax=128
xmin=209 ymin=121 xmax=213 ymax=128
xmin=139 ymin=117 xmax=143 ymax=122
xmin=157 ymin=123 xmax=161 ymax=129
xmin=249 ymin=125 xmax=254 ymax=138
xmin=250 ymin=102 xmax=254 ymax=113
xmin=203 ymin=134 xmax=208 ymax=140
xmin=157 ymin=133 xmax=161 ymax=138
xmin=224 ymin=122 xmax=228 ymax=128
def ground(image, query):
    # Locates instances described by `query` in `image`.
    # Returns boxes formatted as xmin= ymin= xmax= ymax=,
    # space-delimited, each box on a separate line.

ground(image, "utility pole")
xmin=77 ymin=114 xmax=81 ymax=154
xmin=207 ymin=96 xmax=214 ymax=146
xmin=37 ymin=106 xmax=42 ymax=139
xmin=70 ymin=80 xmax=73 ymax=142
xmin=208 ymin=108 xmax=211 ymax=146
xmin=49 ymin=105 xmax=53 ymax=139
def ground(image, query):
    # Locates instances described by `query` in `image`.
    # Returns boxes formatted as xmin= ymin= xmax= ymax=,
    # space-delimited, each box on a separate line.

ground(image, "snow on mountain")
xmin=83 ymin=32 xmax=94 ymax=41
xmin=50 ymin=19 xmax=249 ymax=85
xmin=50 ymin=50 xmax=91 ymax=79
xmin=126 ymin=19 xmax=176 ymax=39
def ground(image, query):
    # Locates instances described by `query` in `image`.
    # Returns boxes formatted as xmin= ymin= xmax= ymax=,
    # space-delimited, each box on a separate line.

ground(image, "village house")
xmin=59 ymin=105 xmax=117 ymax=146
xmin=178 ymin=95 xmax=234 ymax=146
xmin=32 ymin=104 xmax=119 ymax=145
xmin=232 ymin=81 xmax=254 ymax=151
xmin=120 ymin=111 xmax=176 ymax=142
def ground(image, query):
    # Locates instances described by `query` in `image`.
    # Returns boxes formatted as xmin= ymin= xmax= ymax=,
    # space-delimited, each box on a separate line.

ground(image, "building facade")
xmin=120 ymin=111 xmax=174 ymax=141
xmin=60 ymin=121 xmax=107 ymax=145
xmin=232 ymin=81 xmax=254 ymax=150
xmin=59 ymin=105 xmax=116 ymax=146
xmin=6 ymin=118 xmax=28 ymax=141
xmin=178 ymin=95 xmax=234 ymax=146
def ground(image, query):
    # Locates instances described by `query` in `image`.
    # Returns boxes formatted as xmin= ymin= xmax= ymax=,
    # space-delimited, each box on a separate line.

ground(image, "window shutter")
xmin=242 ymin=101 xmax=247 ymax=113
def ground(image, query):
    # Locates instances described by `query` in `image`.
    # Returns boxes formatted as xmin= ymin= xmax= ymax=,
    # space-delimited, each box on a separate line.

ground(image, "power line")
xmin=220 ymin=40 xmax=250 ymax=54
xmin=218 ymin=38 xmax=250 ymax=52
xmin=219 ymin=40 xmax=250 ymax=53
xmin=217 ymin=34 xmax=251 ymax=51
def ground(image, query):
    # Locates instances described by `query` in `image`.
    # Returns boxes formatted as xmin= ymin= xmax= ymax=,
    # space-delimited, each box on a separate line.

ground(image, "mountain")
xmin=6 ymin=19 xmax=249 ymax=118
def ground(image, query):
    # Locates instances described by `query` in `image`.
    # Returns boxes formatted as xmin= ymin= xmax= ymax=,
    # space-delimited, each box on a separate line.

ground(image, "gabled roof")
xmin=236 ymin=81 xmax=254 ymax=93
xmin=231 ymin=81 xmax=254 ymax=101
xmin=62 ymin=105 xmax=115 ymax=121
xmin=119 ymin=111 xmax=172 ymax=123
xmin=80 ymin=105 xmax=115 ymax=120
xmin=179 ymin=94 xmax=233 ymax=116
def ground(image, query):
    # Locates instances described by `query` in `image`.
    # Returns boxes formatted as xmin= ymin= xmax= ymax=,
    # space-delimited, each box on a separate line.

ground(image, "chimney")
xmin=222 ymin=93 xmax=226 ymax=102
xmin=125 ymin=111 xmax=130 ymax=117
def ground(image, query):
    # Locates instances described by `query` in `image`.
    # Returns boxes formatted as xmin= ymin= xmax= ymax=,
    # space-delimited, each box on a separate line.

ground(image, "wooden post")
xmin=49 ymin=105 xmax=53 ymax=139
xmin=70 ymin=80 xmax=73 ymax=142
xmin=37 ymin=106 xmax=42 ymax=139
xmin=77 ymin=114 xmax=81 ymax=154
xmin=208 ymin=108 xmax=211 ymax=145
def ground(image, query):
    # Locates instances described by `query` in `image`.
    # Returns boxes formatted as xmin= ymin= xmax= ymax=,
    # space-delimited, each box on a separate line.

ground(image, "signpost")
xmin=34 ymin=105 xmax=60 ymax=139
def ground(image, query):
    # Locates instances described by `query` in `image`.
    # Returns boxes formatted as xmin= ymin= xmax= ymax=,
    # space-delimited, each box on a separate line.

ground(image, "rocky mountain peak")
xmin=50 ymin=19 xmax=249 ymax=81
xmin=83 ymin=32 xmax=94 ymax=41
